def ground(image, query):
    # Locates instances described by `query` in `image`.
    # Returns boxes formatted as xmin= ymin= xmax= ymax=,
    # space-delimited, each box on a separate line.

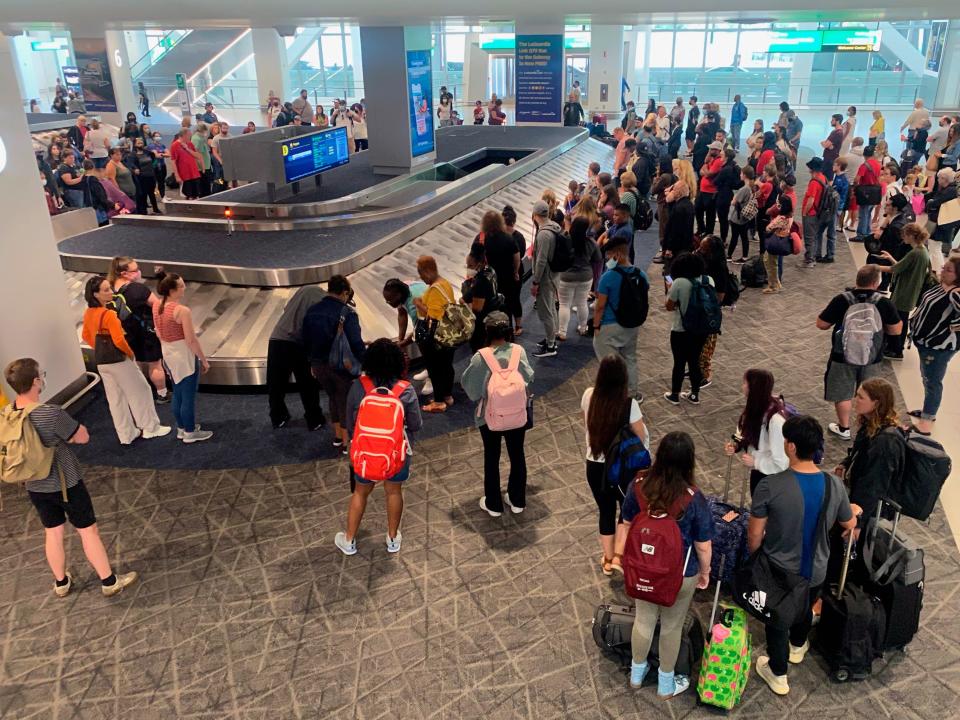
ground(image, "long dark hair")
xmin=761 ymin=131 xmax=776 ymax=151
xmin=739 ymin=369 xmax=780 ymax=450
xmin=569 ymin=216 xmax=590 ymax=257
xmin=587 ymin=355 xmax=630 ymax=459
xmin=641 ymin=432 xmax=697 ymax=514
xmin=84 ymin=275 xmax=108 ymax=308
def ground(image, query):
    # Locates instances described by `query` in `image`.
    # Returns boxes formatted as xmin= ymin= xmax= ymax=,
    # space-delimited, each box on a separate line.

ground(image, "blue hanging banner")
xmin=515 ymin=35 xmax=563 ymax=123
xmin=406 ymin=49 xmax=435 ymax=158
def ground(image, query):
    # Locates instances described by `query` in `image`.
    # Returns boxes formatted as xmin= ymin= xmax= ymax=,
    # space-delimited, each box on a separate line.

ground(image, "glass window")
xmin=704 ymin=31 xmax=737 ymax=68
xmin=445 ymin=34 xmax=466 ymax=64
xmin=674 ymin=32 xmax=705 ymax=68
xmin=321 ymin=35 xmax=343 ymax=69
xmin=650 ymin=32 xmax=673 ymax=69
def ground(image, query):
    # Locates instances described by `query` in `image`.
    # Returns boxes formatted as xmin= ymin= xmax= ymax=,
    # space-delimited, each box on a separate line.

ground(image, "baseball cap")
xmin=708 ymin=141 xmax=723 ymax=151
xmin=532 ymin=200 xmax=550 ymax=218
xmin=483 ymin=311 xmax=511 ymax=329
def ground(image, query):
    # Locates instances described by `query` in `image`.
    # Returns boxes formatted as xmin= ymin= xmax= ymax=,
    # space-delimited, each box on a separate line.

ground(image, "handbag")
xmin=328 ymin=312 xmax=360 ymax=376
xmin=764 ymin=233 xmax=793 ymax=257
xmin=937 ymin=197 xmax=960 ymax=226
xmin=431 ymin=284 xmax=475 ymax=348
xmin=733 ymin=473 xmax=832 ymax=629
xmin=94 ymin=311 xmax=127 ymax=365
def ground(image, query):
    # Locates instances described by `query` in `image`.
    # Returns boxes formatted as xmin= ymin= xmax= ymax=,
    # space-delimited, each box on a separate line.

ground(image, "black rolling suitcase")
xmin=862 ymin=499 xmax=925 ymax=650
xmin=592 ymin=602 xmax=703 ymax=678
xmin=815 ymin=532 xmax=887 ymax=682
xmin=706 ymin=453 xmax=750 ymax=584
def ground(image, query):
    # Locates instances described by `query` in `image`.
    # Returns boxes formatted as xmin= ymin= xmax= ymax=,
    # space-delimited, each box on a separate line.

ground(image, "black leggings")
xmin=670 ymin=331 xmax=707 ymax=395
xmin=418 ymin=338 xmax=455 ymax=400
xmin=135 ymin=177 xmax=160 ymax=214
xmin=728 ymin=221 xmax=751 ymax=258
xmin=480 ymin=425 xmax=527 ymax=513
xmin=716 ymin=199 xmax=731 ymax=242
xmin=695 ymin=191 xmax=717 ymax=235
xmin=586 ymin=460 xmax=625 ymax=536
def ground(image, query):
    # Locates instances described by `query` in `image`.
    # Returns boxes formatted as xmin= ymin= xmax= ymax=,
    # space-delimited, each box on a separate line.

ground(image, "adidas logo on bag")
xmin=746 ymin=590 xmax=769 ymax=616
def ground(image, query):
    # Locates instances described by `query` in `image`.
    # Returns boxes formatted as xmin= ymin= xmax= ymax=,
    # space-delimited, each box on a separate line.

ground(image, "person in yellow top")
xmin=869 ymin=110 xmax=885 ymax=147
xmin=413 ymin=255 xmax=457 ymax=413
xmin=82 ymin=276 xmax=170 ymax=445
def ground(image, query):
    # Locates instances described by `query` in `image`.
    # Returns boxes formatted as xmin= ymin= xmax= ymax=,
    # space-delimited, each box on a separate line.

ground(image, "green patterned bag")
xmin=697 ymin=602 xmax=750 ymax=710
xmin=432 ymin=283 xmax=475 ymax=348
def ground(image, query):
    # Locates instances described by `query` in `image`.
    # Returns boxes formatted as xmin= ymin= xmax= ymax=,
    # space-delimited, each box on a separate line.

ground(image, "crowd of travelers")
xmin=6 ymin=87 xmax=958 ymax=708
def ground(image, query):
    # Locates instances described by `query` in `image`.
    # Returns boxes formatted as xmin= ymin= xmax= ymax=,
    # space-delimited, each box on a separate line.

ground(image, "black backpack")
xmin=611 ymin=267 xmax=649 ymax=328
xmin=680 ymin=275 xmax=722 ymax=335
xmin=812 ymin=178 xmax=840 ymax=225
xmin=886 ymin=427 xmax=951 ymax=521
xmin=547 ymin=229 xmax=574 ymax=273
xmin=721 ymin=271 xmax=740 ymax=306
xmin=740 ymin=255 xmax=767 ymax=288
xmin=625 ymin=189 xmax=654 ymax=231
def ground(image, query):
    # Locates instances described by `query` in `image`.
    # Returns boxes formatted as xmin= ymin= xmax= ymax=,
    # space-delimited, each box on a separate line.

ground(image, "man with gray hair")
xmin=530 ymin=200 xmax=562 ymax=357
xmin=900 ymin=98 xmax=930 ymax=142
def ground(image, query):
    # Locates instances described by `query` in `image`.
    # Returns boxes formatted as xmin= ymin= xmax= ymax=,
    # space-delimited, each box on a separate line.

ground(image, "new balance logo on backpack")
xmin=622 ymin=485 xmax=693 ymax=607
xmin=479 ymin=346 xmax=528 ymax=431
xmin=834 ymin=291 xmax=884 ymax=366
xmin=350 ymin=377 xmax=410 ymax=482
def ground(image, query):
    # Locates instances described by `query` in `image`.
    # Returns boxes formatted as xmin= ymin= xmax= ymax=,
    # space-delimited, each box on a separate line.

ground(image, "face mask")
xmin=39 ymin=377 xmax=46 ymax=394
xmin=606 ymin=258 xmax=618 ymax=270
xmin=465 ymin=268 xmax=477 ymax=278
xmin=41 ymin=177 xmax=47 ymax=186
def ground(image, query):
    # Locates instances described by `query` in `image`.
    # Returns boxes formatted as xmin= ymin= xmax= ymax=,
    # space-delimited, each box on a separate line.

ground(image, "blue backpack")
xmin=604 ymin=404 xmax=652 ymax=492
xmin=681 ymin=275 xmax=723 ymax=336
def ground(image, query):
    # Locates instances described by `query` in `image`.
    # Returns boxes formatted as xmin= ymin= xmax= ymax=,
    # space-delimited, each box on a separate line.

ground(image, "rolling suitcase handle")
xmin=708 ymin=556 xmax=726 ymax=630
xmin=721 ymin=429 xmax=744 ymax=505
xmin=864 ymin=497 xmax=907 ymax=585
xmin=836 ymin=528 xmax=856 ymax=599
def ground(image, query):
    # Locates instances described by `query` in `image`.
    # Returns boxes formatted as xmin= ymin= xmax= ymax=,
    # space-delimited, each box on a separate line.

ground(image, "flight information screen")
xmin=280 ymin=126 xmax=350 ymax=184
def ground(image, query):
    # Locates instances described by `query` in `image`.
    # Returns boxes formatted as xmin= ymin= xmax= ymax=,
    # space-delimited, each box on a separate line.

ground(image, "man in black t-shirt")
xmin=815 ymin=265 xmax=902 ymax=440
xmin=4 ymin=358 xmax=139 ymax=599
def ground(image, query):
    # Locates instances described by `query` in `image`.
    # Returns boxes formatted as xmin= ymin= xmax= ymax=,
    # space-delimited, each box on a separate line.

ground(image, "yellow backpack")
xmin=0 ymin=403 xmax=64 ymax=508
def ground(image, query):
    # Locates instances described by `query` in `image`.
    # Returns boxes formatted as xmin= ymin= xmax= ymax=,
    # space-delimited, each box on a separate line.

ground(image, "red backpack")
xmin=350 ymin=377 xmax=409 ymax=482
xmin=622 ymin=483 xmax=694 ymax=606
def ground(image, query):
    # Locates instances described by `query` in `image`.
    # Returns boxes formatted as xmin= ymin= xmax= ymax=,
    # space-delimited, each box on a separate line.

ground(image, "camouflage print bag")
xmin=431 ymin=283 xmax=474 ymax=348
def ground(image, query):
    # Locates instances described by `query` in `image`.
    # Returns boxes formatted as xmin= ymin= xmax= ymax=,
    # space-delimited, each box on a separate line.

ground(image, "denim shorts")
xmin=354 ymin=456 xmax=411 ymax=485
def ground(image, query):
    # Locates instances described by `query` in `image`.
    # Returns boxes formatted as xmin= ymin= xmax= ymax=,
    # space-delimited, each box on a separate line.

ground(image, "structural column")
xmin=359 ymin=25 xmax=434 ymax=175
xmin=104 ymin=31 xmax=138 ymax=123
xmin=0 ymin=36 xmax=87 ymax=400
xmin=588 ymin=25 xmax=625 ymax=116
xmin=251 ymin=29 xmax=289 ymax=109
xmin=933 ymin=25 xmax=960 ymax=110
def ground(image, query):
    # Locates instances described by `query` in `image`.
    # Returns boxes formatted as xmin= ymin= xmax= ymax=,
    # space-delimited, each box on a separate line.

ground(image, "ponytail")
xmin=156 ymin=272 xmax=179 ymax=315
xmin=107 ymin=255 xmax=135 ymax=286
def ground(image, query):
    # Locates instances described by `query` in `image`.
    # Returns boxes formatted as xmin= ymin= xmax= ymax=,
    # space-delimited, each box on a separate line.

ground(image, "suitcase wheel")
xmin=833 ymin=668 xmax=850 ymax=683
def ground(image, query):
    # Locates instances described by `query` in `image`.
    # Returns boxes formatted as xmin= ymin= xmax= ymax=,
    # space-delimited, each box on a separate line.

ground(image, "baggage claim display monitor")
xmin=280 ymin=126 xmax=351 ymax=185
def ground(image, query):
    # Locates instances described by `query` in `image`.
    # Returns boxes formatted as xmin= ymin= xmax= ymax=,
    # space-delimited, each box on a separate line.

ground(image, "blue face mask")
xmin=605 ymin=258 xmax=618 ymax=270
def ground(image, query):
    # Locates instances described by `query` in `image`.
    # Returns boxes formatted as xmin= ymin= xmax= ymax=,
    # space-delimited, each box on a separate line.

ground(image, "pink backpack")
xmin=479 ymin=346 xmax=528 ymax=431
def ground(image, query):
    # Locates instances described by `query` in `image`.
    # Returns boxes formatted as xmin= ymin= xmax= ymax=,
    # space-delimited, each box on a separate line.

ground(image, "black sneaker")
xmin=815 ymin=255 xmax=824 ymax=262
xmin=732 ymin=257 xmax=747 ymax=265
xmin=680 ymin=391 xmax=700 ymax=405
xmin=883 ymin=351 xmax=904 ymax=361
xmin=308 ymin=419 xmax=326 ymax=432
xmin=156 ymin=393 xmax=171 ymax=404
xmin=273 ymin=418 xmax=289 ymax=429
xmin=820 ymin=256 xmax=835 ymax=264
xmin=663 ymin=392 xmax=680 ymax=405
xmin=698 ymin=379 xmax=712 ymax=390
xmin=532 ymin=344 xmax=558 ymax=358
xmin=635 ymin=392 xmax=644 ymax=404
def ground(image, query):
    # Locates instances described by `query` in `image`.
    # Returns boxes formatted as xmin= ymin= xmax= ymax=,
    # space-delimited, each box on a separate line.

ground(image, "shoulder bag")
xmin=94 ymin=311 xmax=127 ymax=365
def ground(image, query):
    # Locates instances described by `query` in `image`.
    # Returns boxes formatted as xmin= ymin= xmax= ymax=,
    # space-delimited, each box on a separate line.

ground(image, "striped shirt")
xmin=19 ymin=404 xmax=83 ymax=494
xmin=910 ymin=285 xmax=960 ymax=351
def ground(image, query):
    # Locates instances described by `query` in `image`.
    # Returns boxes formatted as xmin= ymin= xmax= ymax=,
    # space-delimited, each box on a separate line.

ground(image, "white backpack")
xmin=835 ymin=291 xmax=884 ymax=366
xmin=479 ymin=346 xmax=528 ymax=431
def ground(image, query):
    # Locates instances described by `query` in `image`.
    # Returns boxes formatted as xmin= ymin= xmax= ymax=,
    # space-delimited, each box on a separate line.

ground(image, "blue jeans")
xmin=730 ymin=122 xmax=742 ymax=150
xmin=172 ymin=359 xmax=200 ymax=432
xmin=857 ymin=204 xmax=875 ymax=236
xmin=916 ymin=344 xmax=956 ymax=419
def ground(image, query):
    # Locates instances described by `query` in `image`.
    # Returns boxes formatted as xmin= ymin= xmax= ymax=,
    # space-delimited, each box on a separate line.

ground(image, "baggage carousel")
xmin=60 ymin=127 xmax=614 ymax=385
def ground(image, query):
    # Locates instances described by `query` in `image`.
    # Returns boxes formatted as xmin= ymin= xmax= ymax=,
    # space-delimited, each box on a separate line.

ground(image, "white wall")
xmin=588 ymin=25 xmax=624 ymax=114
xmin=0 ymin=35 xmax=87 ymax=400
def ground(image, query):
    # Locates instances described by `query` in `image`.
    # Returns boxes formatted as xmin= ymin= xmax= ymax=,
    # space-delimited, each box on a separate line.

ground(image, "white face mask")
xmin=606 ymin=258 xmax=618 ymax=270
xmin=465 ymin=267 xmax=477 ymax=278
xmin=41 ymin=177 xmax=47 ymax=186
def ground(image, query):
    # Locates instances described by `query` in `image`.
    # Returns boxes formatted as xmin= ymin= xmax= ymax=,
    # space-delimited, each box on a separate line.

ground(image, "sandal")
xmin=609 ymin=554 xmax=624 ymax=575
xmin=513 ymin=327 xmax=523 ymax=336
xmin=601 ymin=555 xmax=614 ymax=576
xmin=421 ymin=401 xmax=448 ymax=413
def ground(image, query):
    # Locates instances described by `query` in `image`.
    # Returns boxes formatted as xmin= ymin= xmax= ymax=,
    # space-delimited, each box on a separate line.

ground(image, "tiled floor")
xmin=3 ymin=154 xmax=958 ymax=719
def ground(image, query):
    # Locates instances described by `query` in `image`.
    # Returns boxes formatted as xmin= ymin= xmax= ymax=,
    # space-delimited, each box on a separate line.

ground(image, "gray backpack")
xmin=833 ymin=291 xmax=884 ymax=366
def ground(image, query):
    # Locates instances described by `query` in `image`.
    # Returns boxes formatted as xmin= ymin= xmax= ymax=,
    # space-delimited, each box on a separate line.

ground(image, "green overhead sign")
xmin=481 ymin=37 xmax=589 ymax=51
xmin=767 ymin=28 xmax=881 ymax=53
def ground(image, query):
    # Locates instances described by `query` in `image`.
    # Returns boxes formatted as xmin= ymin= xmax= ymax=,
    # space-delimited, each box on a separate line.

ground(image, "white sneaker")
xmin=176 ymin=424 xmax=200 ymax=440
xmin=54 ymin=572 xmax=73 ymax=598
xmin=479 ymin=497 xmax=502 ymax=517
xmin=182 ymin=429 xmax=213 ymax=444
xmin=504 ymin=497 xmax=524 ymax=514
xmin=422 ymin=380 xmax=434 ymax=396
xmin=386 ymin=532 xmax=402 ymax=553
xmin=334 ymin=531 xmax=357 ymax=556
xmin=142 ymin=425 xmax=172 ymax=439
xmin=789 ymin=640 xmax=809 ymax=664
xmin=413 ymin=369 xmax=429 ymax=382
xmin=756 ymin=656 xmax=790 ymax=695
xmin=828 ymin=422 xmax=851 ymax=441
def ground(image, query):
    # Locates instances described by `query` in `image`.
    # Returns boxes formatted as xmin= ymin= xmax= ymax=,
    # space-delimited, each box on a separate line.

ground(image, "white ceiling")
xmin=0 ymin=2 xmax=955 ymax=35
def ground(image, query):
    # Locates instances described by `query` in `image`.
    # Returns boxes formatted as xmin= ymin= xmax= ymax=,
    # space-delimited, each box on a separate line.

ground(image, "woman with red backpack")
xmin=334 ymin=340 xmax=422 ymax=557
xmin=620 ymin=431 xmax=713 ymax=698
